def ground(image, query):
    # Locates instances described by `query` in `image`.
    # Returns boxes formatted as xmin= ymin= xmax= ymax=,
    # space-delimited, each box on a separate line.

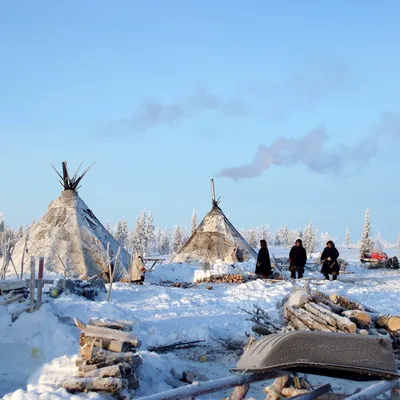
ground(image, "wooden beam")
xmin=36 ymin=256 xmax=44 ymax=309
xmin=29 ymin=257 xmax=36 ymax=312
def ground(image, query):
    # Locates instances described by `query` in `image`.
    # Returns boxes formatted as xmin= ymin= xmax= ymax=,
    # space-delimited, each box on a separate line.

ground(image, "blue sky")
xmin=1 ymin=1 xmax=400 ymax=242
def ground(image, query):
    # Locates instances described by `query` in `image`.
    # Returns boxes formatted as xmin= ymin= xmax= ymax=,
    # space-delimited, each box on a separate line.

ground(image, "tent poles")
xmin=210 ymin=179 xmax=216 ymax=202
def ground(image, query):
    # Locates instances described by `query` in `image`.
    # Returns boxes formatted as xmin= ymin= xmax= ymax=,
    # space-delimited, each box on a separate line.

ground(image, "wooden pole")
xmin=346 ymin=380 xmax=396 ymax=400
xmin=20 ymin=232 xmax=29 ymax=280
xmin=29 ymin=257 xmax=36 ymax=312
xmin=134 ymin=372 xmax=284 ymax=400
xmin=106 ymin=245 xmax=121 ymax=301
xmin=36 ymin=256 xmax=44 ymax=309
xmin=210 ymin=179 xmax=216 ymax=202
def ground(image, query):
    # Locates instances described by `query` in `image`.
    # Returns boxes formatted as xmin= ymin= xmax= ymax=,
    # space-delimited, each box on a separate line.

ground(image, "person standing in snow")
xmin=255 ymin=239 xmax=272 ymax=278
xmin=289 ymin=239 xmax=307 ymax=279
xmin=320 ymin=240 xmax=340 ymax=280
xmin=130 ymin=251 xmax=146 ymax=284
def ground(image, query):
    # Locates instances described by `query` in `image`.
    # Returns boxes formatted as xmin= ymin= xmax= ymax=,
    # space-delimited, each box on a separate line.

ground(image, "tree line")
xmin=1 ymin=208 xmax=399 ymax=258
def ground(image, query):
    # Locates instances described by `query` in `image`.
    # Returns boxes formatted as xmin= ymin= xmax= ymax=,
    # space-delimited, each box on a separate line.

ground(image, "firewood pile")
xmin=61 ymin=317 xmax=142 ymax=399
xmin=0 ymin=280 xmax=29 ymax=305
xmin=195 ymin=273 xmax=248 ymax=284
xmin=279 ymin=285 xmax=400 ymax=353
xmin=194 ymin=272 xmax=281 ymax=284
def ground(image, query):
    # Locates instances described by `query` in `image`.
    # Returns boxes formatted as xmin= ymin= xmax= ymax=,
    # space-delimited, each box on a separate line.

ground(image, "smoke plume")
xmin=216 ymin=112 xmax=400 ymax=180
xmin=101 ymin=88 xmax=245 ymax=137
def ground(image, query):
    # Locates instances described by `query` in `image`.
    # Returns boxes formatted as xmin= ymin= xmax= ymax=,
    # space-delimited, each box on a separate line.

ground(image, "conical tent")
xmin=6 ymin=162 xmax=130 ymax=282
xmin=170 ymin=180 xmax=257 ymax=264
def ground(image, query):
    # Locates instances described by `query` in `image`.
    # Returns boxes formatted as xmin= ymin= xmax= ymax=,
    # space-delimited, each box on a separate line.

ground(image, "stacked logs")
xmin=62 ymin=317 xmax=142 ymax=399
xmin=195 ymin=273 xmax=283 ymax=284
xmin=282 ymin=287 xmax=400 ymax=349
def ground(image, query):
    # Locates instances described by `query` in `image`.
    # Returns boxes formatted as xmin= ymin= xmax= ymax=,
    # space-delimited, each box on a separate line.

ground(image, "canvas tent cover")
xmin=170 ymin=204 xmax=256 ymax=264
xmin=8 ymin=190 xmax=130 ymax=282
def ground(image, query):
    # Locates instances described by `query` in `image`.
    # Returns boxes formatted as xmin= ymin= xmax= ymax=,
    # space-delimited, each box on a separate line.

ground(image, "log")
xmin=74 ymin=318 xmax=140 ymax=347
xmin=266 ymin=375 xmax=291 ymax=400
xmin=79 ymin=364 xmax=122 ymax=378
xmin=88 ymin=318 xmax=133 ymax=332
xmin=289 ymin=314 xmax=311 ymax=331
xmin=342 ymin=310 xmax=371 ymax=326
xmin=286 ymin=307 xmax=332 ymax=332
xmin=329 ymin=293 xmax=374 ymax=312
xmin=62 ymin=377 xmax=122 ymax=393
xmin=307 ymin=302 xmax=357 ymax=333
xmin=358 ymin=329 xmax=369 ymax=335
xmin=227 ymin=384 xmax=249 ymax=400
xmin=282 ymin=388 xmax=309 ymax=397
xmin=311 ymin=291 xmax=345 ymax=314
xmin=78 ymin=357 xmax=142 ymax=373
xmin=80 ymin=345 xmax=137 ymax=365
xmin=304 ymin=303 xmax=337 ymax=327
xmin=386 ymin=317 xmax=400 ymax=332
xmin=80 ymin=333 xmax=137 ymax=353
xmin=306 ymin=312 xmax=337 ymax=332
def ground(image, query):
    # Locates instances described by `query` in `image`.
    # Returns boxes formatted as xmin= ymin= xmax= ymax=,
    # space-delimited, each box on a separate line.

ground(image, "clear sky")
xmin=1 ymin=1 xmax=400 ymax=242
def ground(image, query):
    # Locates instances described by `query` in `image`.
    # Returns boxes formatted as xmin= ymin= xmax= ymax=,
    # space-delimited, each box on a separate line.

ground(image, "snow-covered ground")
xmin=1 ymin=247 xmax=400 ymax=399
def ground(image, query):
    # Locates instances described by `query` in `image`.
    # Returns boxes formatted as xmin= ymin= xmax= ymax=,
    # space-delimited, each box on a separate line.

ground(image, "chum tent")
xmin=169 ymin=180 xmax=257 ymax=264
xmin=2 ymin=162 xmax=130 ymax=282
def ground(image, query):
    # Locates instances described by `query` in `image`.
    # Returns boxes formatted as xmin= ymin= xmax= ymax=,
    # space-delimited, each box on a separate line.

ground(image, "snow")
xmin=1 ymin=247 xmax=400 ymax=399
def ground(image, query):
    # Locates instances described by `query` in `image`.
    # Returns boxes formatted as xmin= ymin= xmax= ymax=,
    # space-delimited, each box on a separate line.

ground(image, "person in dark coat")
xmin=255 ymin=239 xmax=272 ymax=278
xmin=289 ymin=239 xmax=307 ymax=279
xmin=321 ymin=240 xmax=340 ymax=280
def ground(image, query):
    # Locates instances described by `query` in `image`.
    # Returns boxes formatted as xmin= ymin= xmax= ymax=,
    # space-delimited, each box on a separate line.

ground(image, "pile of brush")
xmin=62 ymin=318 xmax=142 ymax=399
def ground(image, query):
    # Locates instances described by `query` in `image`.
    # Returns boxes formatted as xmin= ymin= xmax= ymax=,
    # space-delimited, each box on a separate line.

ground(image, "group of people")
xmin=255 ymin=239 xmax=340 ymax=281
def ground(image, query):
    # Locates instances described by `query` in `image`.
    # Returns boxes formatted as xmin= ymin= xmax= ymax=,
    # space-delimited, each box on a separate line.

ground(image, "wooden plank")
xmin=29 ymin=257 xmax=36 ymax=312
xmin=25 ymin=279 xmax=54 ymax=286
xmin=20 ymin=232 xmax=29 ymax=280
xmin=88 ymin=318 xmax=133 ymax=332
xmin=75 ymin=318 xmax=140 ymax=347
xmin=0 ymin=280 xmax=27 ymax=292
xmin=0 ymin=293 xmax=24 ymax=305
xmin=36 ymin=256 xmax=44 ymax=309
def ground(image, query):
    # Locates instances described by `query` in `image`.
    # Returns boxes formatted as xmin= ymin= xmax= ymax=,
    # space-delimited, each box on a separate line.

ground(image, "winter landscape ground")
xmin=1 ymin=246 xmax=399 ymax=400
